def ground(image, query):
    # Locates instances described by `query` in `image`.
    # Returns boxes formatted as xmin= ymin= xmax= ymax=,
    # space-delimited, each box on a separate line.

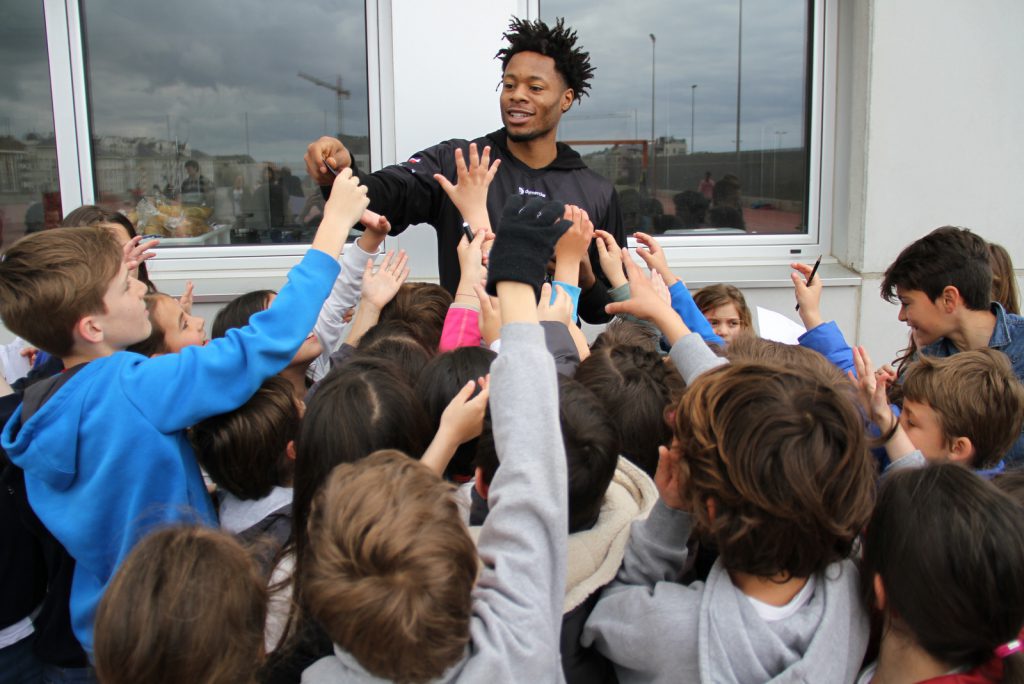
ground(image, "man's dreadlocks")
xmin=496 ymin=17 xmax=595 ymax=102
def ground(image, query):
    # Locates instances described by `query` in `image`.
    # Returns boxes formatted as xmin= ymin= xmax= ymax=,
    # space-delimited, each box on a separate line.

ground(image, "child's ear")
xmin=474 ymin=467 xmax=490 ymax=500
xmin=285 ymin=440 xmax=297 ymax=462
xmin=948 ymin=436 xmax=974 ymax=465
xmin=873 ymin=573 xmax=887 ymax=611
xmin=705 ymin=497 xmax=717 ymax=524
xmin=74 ymin=315 xmax=105 ymax=346
xmin=940 ymin=285 xmax=962 ymax=313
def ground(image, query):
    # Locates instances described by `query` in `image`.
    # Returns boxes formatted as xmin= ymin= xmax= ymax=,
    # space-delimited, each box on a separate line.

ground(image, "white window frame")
xmin=43 ymin=0 xmax=834 ymax=292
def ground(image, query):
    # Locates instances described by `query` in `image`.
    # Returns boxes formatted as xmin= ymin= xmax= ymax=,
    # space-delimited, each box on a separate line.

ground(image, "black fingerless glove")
xmin=485 ymin=195 xmax=572 ymax=298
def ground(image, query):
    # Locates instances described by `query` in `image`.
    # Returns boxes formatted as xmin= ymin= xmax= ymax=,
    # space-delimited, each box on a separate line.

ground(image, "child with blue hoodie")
xmin=583 ymin=248 xmax=877 ymax=683
xmin=0 ymin=168 xmax=369 ymax=655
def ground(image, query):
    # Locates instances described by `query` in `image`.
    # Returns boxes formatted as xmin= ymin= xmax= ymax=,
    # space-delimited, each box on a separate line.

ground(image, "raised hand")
xmin=356 ymin=209 xmax=391 ymax=253
xmin=122 ymin=235 xmax=159 ymax=272
xmin=633 ymin=232 xmax=679 ymax=287
xmin=421 ymin=375 xmax=491 ymax=476
xmin=605 ymin=248 xmax=689 ymax=344
xmin=791 ymin=261 xmax=824 ymax=329
xmin=474 ymin=282 xmax=502 ymax=345
xmin=434 ymin=143 xmax=500 ymax=231
xmin=594 ymin=229 xmax=627 ymax=289
xmin=485 ymin=195 xmax=572 ymax=298
xmin=178 ymin=281 xmax=194 ymax=315
xmin=850 ymin=345 xmax=897 ymax=431
xmin=537 ymin=282 xmax=572 ymax=327
xmin=315 ymin=167 xmax=370 ymax=258
xmin=361 ymin=249 xmax=410 ymax=311
xmin=655 ymin=441 xmax=689 ymax=511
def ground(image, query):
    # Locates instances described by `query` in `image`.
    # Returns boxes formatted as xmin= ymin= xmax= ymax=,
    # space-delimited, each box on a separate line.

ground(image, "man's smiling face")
xmin=500 ymin=51 xmax=573 ymax=144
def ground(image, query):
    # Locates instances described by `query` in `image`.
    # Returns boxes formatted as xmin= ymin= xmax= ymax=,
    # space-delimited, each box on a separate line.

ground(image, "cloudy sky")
xmin=1 ymin=0 xmax=806 ymax=170
xmin=543 ymin=0 xmax=808 ymax=153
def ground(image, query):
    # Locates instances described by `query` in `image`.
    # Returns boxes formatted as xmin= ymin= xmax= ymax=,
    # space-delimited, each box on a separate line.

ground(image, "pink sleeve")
xmin=439 ymin=306 xmax=482 ymax=351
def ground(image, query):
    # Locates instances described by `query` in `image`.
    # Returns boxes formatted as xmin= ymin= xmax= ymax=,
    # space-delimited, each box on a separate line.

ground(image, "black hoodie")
xmin=323 ymin=129 xmax=626 ymax=324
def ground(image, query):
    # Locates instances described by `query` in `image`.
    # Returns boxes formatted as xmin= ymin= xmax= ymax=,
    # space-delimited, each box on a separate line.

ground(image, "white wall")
xmin=389 ymin=0 xmax=529 ymax=279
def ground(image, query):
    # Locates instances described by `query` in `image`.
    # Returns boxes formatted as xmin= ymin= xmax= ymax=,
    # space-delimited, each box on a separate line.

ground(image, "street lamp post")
xmin=649 ymin=33 xmax=656 ymax=197
xmin=690 ymin=84 xmax=697 ymax=154
xmin=735 ymin=0 xmax=743 ymax=174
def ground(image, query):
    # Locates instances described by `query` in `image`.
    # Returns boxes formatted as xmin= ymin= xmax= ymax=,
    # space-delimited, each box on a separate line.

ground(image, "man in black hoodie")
xmin=304 ymin=17 xmax=625 ymax=324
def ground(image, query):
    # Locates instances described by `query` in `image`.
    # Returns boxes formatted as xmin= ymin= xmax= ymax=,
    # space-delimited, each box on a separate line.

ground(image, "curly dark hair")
xmin=495 ymin=17 xmax=595 ymax=101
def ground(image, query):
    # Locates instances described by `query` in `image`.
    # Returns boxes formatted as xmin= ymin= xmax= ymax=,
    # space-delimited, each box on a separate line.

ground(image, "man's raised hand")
xmin=304 ymin=136 xmax=353 ymax=186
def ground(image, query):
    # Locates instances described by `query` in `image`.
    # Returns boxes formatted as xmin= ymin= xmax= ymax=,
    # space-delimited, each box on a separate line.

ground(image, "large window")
xmin=81 ymin=0 xmax=369 ymax=246
xmin=542 ymin=0 xmax=812 ymax=238
xmin=0 ymin=1 xmax=62 ymax=251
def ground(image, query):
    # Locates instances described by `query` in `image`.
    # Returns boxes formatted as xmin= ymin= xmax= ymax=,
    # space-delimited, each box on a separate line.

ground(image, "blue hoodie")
xmin=1 ymin=248 xmax=338 ymax=654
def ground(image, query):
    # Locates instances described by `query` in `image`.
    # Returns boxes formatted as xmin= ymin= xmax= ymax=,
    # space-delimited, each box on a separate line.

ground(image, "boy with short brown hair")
xmin=856 ymin=347 xmax=1024 ymax=472
xmin=0 ymin=169 xmax=368 ymax=654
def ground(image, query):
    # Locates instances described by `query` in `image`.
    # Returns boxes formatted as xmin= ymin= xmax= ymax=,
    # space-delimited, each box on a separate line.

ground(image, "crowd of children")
xmin=3 ymin=28 xmax=1024 ymax=684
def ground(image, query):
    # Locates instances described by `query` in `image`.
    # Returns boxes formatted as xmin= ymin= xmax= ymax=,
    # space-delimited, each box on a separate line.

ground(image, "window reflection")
xmin=0 ymin=2 xmax=62 ymax=250
xmin=81 ymin=0 xmax=369 ymax=245
xmin=542 ymin=0 xmax=810 ymax=236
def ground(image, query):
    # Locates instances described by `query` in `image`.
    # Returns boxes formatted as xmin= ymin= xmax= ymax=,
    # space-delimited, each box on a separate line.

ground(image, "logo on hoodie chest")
xmin=518 ymin=186 xmax=547 ymax=198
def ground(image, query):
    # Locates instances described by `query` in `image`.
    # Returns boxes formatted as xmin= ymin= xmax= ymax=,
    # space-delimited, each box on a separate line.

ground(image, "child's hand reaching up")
xmin=633 ymin=232 xmax=679 ymax=287
xmin=344 ymin=250 xmax=409 ymax=347
xmin=123 ymin=235 xmax=159 ymax=273
xmin=356 ymin=209 xmax=391 ymax=253
xmin=595 ymin=230 xmax=627 ymax=289
xmin=474 ymin=283 xmax=502 ymax=345
xmin=605 ymin=248 xmax=690 ymax=344
xmin=434 ymin=143 xmax=500 ymax=231
xmin=316 ymin=167 xmax=369 ymax=258
xmin=485 ymin=196 xmax=572 ymax=301
xmin=421 ymin=376 xmax=491 ymax=476
xmin=655 ymin=441 xmax=689 ymax=511
xmin=553 ymin=205 xmax=595 ymax=287
xmin=455 ymin=228 xmax=492 ymax=309
xmin=178 ymin=281 xmax=194 ymax=315
xmin=360 ymin=250 xmax=409 ymax=311
xmin=537 ymin=282 xmax=572 ymax=327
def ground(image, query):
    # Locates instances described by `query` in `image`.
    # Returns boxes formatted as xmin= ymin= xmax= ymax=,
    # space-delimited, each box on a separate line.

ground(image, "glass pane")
xmin=542 ymin=1 xmax=810 ymax=236
xmin=81 ymin=0 xmax=369 ymax=246
xmin=0 ymin=1 xmax=62 ymax=251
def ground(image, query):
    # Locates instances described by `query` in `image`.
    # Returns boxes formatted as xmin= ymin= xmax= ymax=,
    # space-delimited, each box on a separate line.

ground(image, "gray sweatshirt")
xmin=302 ymin=323 xmax=569 ymax=684
xmin=668 ymin=331 xmax=727 ymax=384
xmin=581 ymin=502 xmax=869 ymax=684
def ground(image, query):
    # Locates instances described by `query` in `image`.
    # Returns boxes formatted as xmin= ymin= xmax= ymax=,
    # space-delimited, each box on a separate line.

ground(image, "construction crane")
xmin=297 ymin=72 xmax=351 ymax=138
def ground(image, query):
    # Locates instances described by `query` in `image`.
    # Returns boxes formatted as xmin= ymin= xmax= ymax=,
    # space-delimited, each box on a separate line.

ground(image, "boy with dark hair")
xmin=881 ymin=226 xmax=1024 ymax=463
xmin=301 ymin=195 xmax=575 ymax=682
xmin=882 ymin=226 xmax=1024 ymax=374
xmin=0 ymin=169 xmax=368 ymax=653
xmin=189 ymin=375 xmax=300 ymax=568
xmin=304 ymin=17 xmax=626 ymax=324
